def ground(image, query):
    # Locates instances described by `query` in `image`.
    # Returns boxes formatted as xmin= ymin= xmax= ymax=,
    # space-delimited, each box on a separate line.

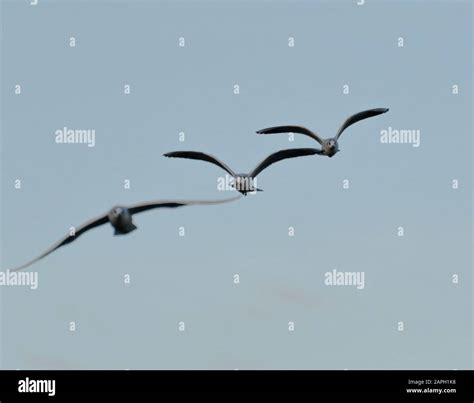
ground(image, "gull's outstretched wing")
xmin=163 ymin=151 xmax=236 ymax=177
xmin=10 ymin=213 xmax=110 ymax=272
xmin=256 ymin=126 xmax=324 ymax=145
xmin=335 ymin=108 xmax=389 ymax=139
xmin=128 ymin=195 xmax=242 ymax=215
xmin=250 ymin=148 xmax=320 ymax=178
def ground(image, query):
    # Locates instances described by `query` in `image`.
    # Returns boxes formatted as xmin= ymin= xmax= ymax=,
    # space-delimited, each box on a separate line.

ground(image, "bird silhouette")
xmin=163 ymin=148 xmax=320 ymax=195
xmin=256 ymin=108 xmax=389 ymax=157
xmin=9 ymin=196 xmax=241 ymax=272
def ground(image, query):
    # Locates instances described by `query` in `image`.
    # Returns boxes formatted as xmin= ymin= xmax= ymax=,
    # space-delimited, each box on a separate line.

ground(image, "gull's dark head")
xmin=111 ymin=207 xmax=123 ymax=217
xmin=108 ymin=206 xmax=136 ymax=234
xmin=108 ymin=206 xmax=126 ymax=224
xmin=327 ymin=138 xmax=337 ymax=149
xmin=325 ymin=138 xmax=339 ymax=156
xmin=233 ymin=174 xmax=256 ymax=195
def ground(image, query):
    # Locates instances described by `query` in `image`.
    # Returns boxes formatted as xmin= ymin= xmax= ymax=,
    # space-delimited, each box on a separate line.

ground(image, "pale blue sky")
xmin=0 ymin=0 xmax=472 ymax=369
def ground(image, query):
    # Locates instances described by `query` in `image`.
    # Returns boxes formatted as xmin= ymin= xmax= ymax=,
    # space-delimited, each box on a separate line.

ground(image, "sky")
xmin=0 ymin=0 xmax=472 ymax=369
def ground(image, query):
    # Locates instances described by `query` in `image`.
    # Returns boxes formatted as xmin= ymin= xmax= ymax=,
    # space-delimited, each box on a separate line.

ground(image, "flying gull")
xmin=163 ymin=148 xmax=320 ymax=195
xmin=9 ymin=196 xmax=241 ymax=272
xmin=256 ymin=108 xmax=389 ymax=157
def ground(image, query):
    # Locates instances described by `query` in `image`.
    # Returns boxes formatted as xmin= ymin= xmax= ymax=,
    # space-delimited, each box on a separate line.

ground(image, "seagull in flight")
xmin=9 ymin=196 xmax=240 ymax=272
xmin=256 ymin=108 xmax=389 ymax=158
xmin=164 ymin=148 xmax=320 ymax=195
